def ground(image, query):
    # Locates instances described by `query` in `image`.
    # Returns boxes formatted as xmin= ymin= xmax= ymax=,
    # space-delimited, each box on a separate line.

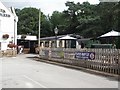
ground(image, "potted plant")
xmin=2 ymin=34 xmax=9 ymax=39
xmin=8 ymin=43 xmax=17 ymax=48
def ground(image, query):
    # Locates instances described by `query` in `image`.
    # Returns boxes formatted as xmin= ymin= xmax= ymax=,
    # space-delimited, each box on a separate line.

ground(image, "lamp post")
xmin=54 ymin=27 xmax=58 ymax=48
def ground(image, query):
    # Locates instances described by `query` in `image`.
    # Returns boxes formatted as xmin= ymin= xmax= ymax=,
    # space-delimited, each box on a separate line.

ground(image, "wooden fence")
xmin=39 ymin=48 xmax=120 ymax=75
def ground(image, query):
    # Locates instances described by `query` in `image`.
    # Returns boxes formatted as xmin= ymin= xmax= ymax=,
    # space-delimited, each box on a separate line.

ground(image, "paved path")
xmin=0 ymin=54 xmax=119 ymax=88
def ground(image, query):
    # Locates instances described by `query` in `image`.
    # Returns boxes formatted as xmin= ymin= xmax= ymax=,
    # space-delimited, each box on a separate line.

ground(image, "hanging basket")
xmin=2 ymin=34 xmax=9 ymax=39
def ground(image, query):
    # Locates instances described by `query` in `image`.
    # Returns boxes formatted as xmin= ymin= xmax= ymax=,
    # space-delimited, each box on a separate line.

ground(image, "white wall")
xmin=0 ymin=2 xmax=17 ymax=50
xmin=0 ymin=17 xmax=14 ymax=50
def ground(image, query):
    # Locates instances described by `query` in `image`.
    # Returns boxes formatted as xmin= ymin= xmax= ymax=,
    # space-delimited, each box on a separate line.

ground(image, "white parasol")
xmin=100 ymin=30 xmax=120 ymax=38
xmin=59 ymin=35 xmax=76 ymax=40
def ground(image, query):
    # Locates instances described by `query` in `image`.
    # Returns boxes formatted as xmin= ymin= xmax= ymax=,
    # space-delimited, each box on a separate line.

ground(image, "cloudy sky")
xmin=1 ymin=0 xmax=100 ymax=15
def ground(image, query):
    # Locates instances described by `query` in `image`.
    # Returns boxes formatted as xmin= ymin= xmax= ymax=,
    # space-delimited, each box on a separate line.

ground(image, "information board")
xmin=75 ymin=52 xmax=95 ymax=60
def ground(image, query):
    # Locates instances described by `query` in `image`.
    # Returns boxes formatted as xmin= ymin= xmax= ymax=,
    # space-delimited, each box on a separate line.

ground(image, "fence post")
xmin=118 ymin=49 xmax=120 ymax=75
xmin=49 ymin=48 xmax=51 ymax=59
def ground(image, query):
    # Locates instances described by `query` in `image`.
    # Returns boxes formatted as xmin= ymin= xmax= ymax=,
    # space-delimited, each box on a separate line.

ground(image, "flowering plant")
xmin=8 ymin=43 xmax=17 ymax=48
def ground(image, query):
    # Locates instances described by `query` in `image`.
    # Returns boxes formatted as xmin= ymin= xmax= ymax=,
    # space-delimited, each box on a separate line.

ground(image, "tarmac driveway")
xmin=0 ymin=54 xmax=119 ymax=88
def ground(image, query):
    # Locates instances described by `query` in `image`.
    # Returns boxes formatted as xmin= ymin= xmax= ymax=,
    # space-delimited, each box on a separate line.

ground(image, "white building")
xmin=0 ymin=1 xmax=18 ymax=50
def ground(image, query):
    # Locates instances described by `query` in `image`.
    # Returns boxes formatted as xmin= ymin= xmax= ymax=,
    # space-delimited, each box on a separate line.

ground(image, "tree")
xmin=17 ymin=8 xmax=39 ymax=35
xmin=63 ymin=1 xmax=80 ymax=34
xmin=16 ymin=1 xmax=120 ymax=47
xmin=76 ymin=2 xmax=102 ymax=38
xmin=41 ymin=15 xmax=53 ymax=37
xmin=16 ymin=7 xmax=53 ymax=37
xmin=49 ymin=11 xmax=66 ymax=35
xmin=97 ymin=2 xmax=117 ymax=32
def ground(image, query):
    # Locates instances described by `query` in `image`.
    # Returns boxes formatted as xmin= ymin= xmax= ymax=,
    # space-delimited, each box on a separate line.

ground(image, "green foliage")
xmin=16 ymin=7 xmax=53 ymax=37
xmin=16 ymin=1 xmax=120 ymax=48
xmin=17 ymin=8 xmax=39 ymax=35
xmin=59 ymin=51 xmax=64 ymax=58
xmin=49 ymin=11 xmax=66 ymax=35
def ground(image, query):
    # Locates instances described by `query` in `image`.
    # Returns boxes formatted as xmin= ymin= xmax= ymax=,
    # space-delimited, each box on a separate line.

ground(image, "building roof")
xmin=40 ymin=34 xmax=82 ymax=41
xmin=0 ymin=1 xmax=14 ymax=18
xmin=17 ymin=35 xmax=37 ymax=41
xmin=17 ymin=34 xmax=83 ymax=41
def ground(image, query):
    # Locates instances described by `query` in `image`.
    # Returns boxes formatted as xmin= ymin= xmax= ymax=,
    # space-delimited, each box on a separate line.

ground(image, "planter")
xmin=8 ymin=43 xmax=17 ymax=48
xmin=23 ymin=48 xmax=30 ymax=54
xmin=2 ymin=34 xmax=9 ymax=39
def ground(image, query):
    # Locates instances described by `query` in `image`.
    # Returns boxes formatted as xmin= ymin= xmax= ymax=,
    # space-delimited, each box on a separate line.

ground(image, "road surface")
xmin=0 ymin=54 xmax=119 ymax=88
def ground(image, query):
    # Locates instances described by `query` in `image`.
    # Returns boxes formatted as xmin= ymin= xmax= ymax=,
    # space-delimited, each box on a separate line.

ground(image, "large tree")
xmin=62 ymin=1 xmax=80 ymax=34
xmin=49 ymin=11 xmax=67 ymax=35
xmin=16 ymin=1 xmax=120 ymax=40
xmin=17 ymin=8 xmax=39 ymax=35
xmin=16 ymin=7 xmax=52 ymax=37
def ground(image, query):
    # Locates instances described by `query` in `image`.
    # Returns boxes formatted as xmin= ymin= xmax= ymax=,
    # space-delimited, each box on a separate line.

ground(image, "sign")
xmin=0 ymin=9 xmax=5 ymax=13
xmin=0 ymin=8 xmax=10 ymax=17
xmin=75 ymin=52 xmax=95 ymax=60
